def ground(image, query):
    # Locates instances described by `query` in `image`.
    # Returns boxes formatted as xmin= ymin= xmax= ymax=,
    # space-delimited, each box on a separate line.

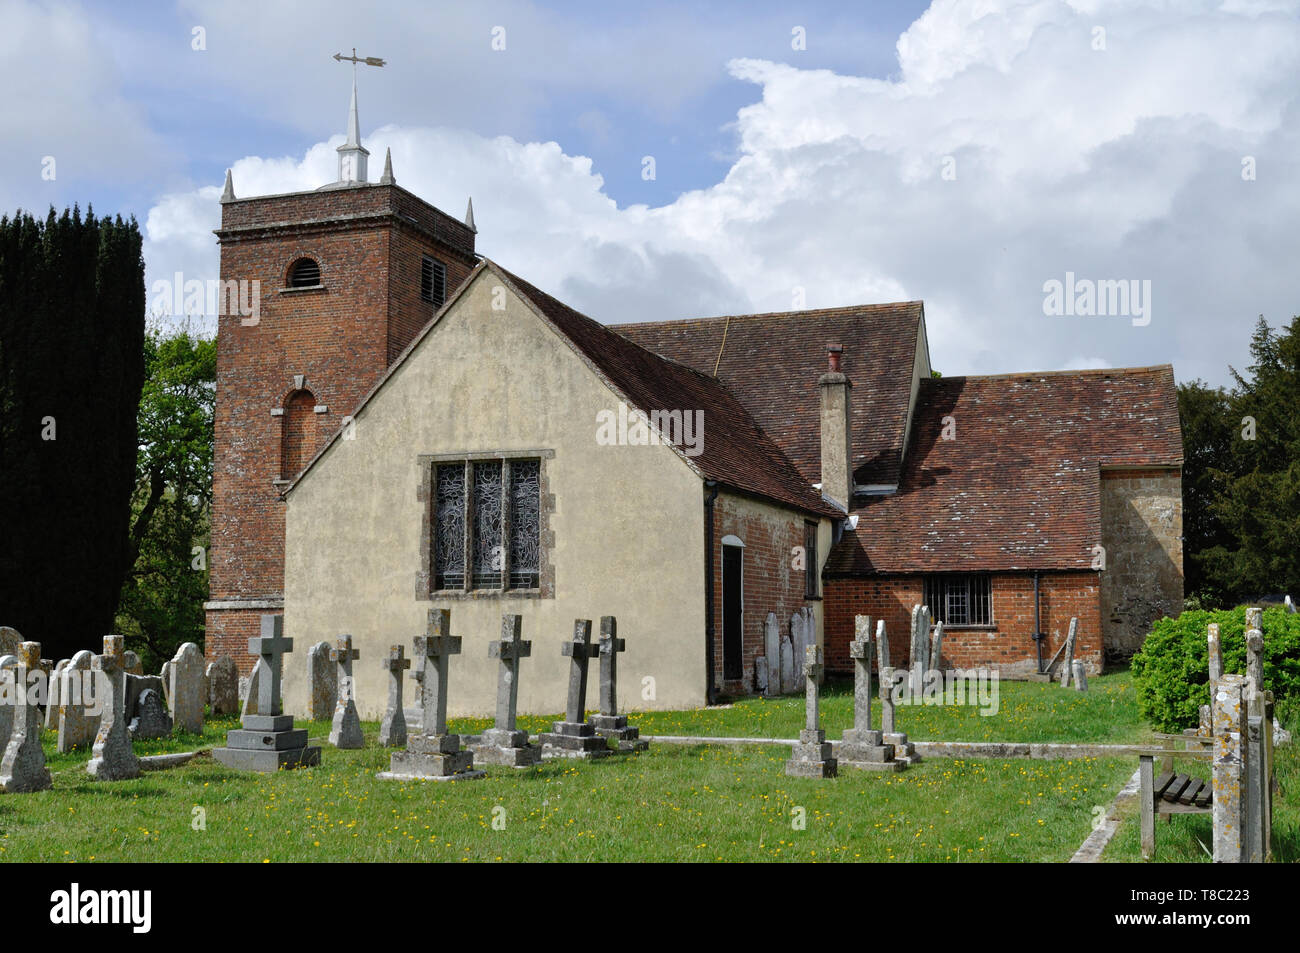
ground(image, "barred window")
xmin=432 ymin=457 xmax=541 ymax=592
xmin=421 ymin=256 xmax=447 ymax=306
xmin=924 ymin=575 xmax=992 ymax=626
xmin=288 ymin=257 xmax=321 ymax=287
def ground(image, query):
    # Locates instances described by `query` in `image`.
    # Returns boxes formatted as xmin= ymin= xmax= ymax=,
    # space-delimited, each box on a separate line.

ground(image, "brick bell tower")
xmin=205 ymin=77 xmax=479 ymax=670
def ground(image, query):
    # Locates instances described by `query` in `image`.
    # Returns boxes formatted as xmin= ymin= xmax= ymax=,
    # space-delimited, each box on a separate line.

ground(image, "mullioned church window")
xmin=431 ymin=457 xmax=542 ymax=592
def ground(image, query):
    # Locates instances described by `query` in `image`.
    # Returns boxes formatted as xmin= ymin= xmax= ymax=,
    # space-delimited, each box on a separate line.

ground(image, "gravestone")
xmin=307 ymin=640 xmax=337 ymax=721
xmin=212 ymin=615 xmax=320 ymax=772
xmin=472 ymin=615 xmax=542 ymax=767
xmin=378 ymin=645 xmax=410 ymax=748
xmin=763 ymin=611 xmax=780 ymax=697
xmin=839 ymin=615 xmax=902 ymax=772
xmin=240 ymin=663 xmax=262 ymax=717
xmin=587 ymin=616 xmax=647 ymax=753
xmin=878 ymin=620 xmax=920 ymax=765
xmin=328 ymin=635 xmax=364 ymax=749
xmin=1207 ymin=622 xmax=1224 ymax=684
xmin=159 ymin=659 xmax=172 ymax=705
xmin=1211 ymin=673 xmax=1248 ymax=863
xmin=908 ymin=604 xmax=928 ymax=692
xmin=378 ymin=608 xmax=484 ymax=781
xmin=784 ymin=645 xmax=836 ymax=778
xmin=779 ymin=634 xmax=794 ymax=694
xmin=930 ymin=621 xmax=945 ymax=672
xmin=125 ymin=673 xmax=165 ymax=725
xmin=123 ymin=651 xmax=144 ymax=676
xmin=128 ymin=688 xmax=173 ymax=740
xmin=755 ymin=656 xmax=769 ymax=695
xmin=57 ymin=651 xmax=98 ymax=753
xmin=169 ymin=642 xmax=205 ymax=734
xmin=0 ymin=627 xmax=20 ymax=658
xmin=86 ymin=636 xmax=141 ymax=781
xmin=1071 ymin=659 xmax=1088 ymax=692
xmin=539 ymin=620 xmax=612 ymax=760
xmin=208 ymin=656 xmax=239 ymax=716
xmin=1058 ymin=618 xmax=1078 ymax=687
xmin=0 ymin=641 xmax=53 ymax=793
xmin=791 ymin=612 xmax=807 ymax=687
xmin=1245 ymin=608 xmax=1264 ymax=717
xmin=45 ymin=658 xmax=69 ymax=731
xmin=0 ymin=656 xmax=16 ymax=755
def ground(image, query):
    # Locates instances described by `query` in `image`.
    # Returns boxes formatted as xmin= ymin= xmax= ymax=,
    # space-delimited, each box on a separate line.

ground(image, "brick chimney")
xmin=819 ymin=344 xmax=853 ymax=511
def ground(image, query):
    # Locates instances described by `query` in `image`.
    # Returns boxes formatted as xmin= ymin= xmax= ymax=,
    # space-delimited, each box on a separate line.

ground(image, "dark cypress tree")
xmin=0 ymin=206 xmax=145 ymax=657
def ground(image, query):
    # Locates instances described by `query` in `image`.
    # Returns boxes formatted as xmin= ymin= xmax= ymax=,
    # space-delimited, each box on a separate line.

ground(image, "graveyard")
xmin=1 ymin=609 xmax=1294 ymax=863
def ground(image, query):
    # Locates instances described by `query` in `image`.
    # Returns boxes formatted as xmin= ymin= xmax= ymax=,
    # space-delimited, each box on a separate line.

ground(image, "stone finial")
xmin=379 ymin=147 xmax=395 ymax=185
xmin=221 ymin=168 xmax=235 ymax=203
xmin=465 ymin=196 xmax=477 ymax=232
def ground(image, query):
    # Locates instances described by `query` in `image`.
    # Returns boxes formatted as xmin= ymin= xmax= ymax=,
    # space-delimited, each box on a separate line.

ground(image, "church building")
xmin=205 ymin=84 xmax=1184 ymax=719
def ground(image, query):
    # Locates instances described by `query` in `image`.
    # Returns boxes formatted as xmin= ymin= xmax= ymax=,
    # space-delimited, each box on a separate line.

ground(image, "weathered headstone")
xmin=125 ymin=673 xmax=165 ymax=725
xmin=1071 ymin=658 xmax=1089 ymax=692
xmin=212 ymin=615 xmax=320 ymax=772
xmin=128 ymin=688 xmax=173 ymax=740
xmin=378 ymin=608 xmax=484 ymax=781
xmin=1245 ymin=609 xmax=1264 ymax=717
xmin=0 ymin=656 xmax=17 ymax=755
xmin=1207 ymin=622 xmax=1224 ymax=685
xmin=840 ymin=616 xmax=903 ymax=772
xmin=0 ymin=641 xmax=53 ymax=793
xmin=909 ymin=604 xmax=931 ymax=693
xmin=763 ymin=611 xmax=780 ymax=697
xmin=0 ymin=627 xmax=21 ymax=658
xmin=930 ymin=621 xmax=945 ymax=672
xmin=307 ymin=640 xmax=337 ymax=721
xmin=159 ymin=659 xmax=172 ymax=705
xmin=45 ymin=658 xmax=69 ymax=731
xmin=472 ymin=615 xmax=542 ymax=767
xmin=587 ymin=616 xmax=647 ymax=753
xmin=791 ymin=612 xmax=807 ymax=687
xmin=779 ymin=634 xmax=794 ymax=694
xmin=240 ymin=662 xmax=262 ymax=717
xmin=785 ymin=645 xmax=836 ymax=778
xmin=86 ymin=636 xmax=141 ymax=781
xmin=1058 ymin=617 xmax=1078 ymax=687
xmin=328 ymin=635 xmax=364 ymax=749
xmin=123 ymin=651 xmax=143 ymax=676
xmin=538 ymin=620 xmax=613 ymax=760
xmin=168 ymin=642 xmax=205 ymax=734
xmin=755 ymin=656 xmax=769 ymax=695
xmin=378 ymin=644 xmax=410 ymax=748
xmin=1211 ymin=673 xmax=1248 ymax=863
xmin=208 ymin=656 xmax=239 ymax=716
xmin=57 ymin=651 xmax=98 ymax=753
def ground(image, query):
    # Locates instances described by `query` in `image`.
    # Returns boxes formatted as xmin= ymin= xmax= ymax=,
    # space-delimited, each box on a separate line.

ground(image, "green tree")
xmin=0 ymin=207 xmax=145 ymax=657
xmin=114 ymin=323 xmax=215 ymax=673
xmin=1176 ymin=379 xmax=1233 ymax=603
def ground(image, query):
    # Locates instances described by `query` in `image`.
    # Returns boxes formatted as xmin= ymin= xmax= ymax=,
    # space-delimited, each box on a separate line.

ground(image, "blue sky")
xmin=6 ymin=0 xmax=1300 ymax=387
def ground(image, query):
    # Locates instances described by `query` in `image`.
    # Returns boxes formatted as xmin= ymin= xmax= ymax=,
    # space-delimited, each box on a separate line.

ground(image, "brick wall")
xmin=710 ymin=491 xmax=818 ymax=696
xmin=1100 ymin=467 xmax=1184 ymax=658
xmin=824 ymin=571 xmax=1103 ymax=678
xmin=206 ymin=182 xmax=476 ymax=672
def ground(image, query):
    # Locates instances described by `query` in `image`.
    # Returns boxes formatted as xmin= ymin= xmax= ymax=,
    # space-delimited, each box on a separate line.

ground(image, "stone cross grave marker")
xmin=472 ymin=614 xmax=541 ymax=767
xmin=87 ymin=635 xmax=141 ymax=781
xmin=784 ymin=645 xmax=836 ymax=778
xmin=1207 ymin=622 xmax=1224 ymax=684
xmin=1212 ymin=673 xmax=1248 ymax=863
xmin=328 ymin=635 xmax=364 ymax=748
xmin=539 ymin=619 xmax=612 ymax=759
xmin=213 ymin=615 xmax=320 ymax=772
xmin=878 ymin=619 xmax=920 ymax=765
xmin=0 ymin=641 xmax=53 ymax=793
xmin=1245 ymin=608 xmax=1264 ymax=718
xmin=378 ymin=608 xmax=484 ymax=781
xmin=588 ymin=616 xmax=647 ymax=753
xmin=839 ymin=616 xmax=902 ymax=771
xmin=378 ymin=644 xmax=410 ymax=748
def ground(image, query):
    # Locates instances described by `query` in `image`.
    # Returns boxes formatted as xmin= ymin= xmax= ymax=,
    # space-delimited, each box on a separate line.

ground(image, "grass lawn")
xmin=0 ymin=670 xmax=1290 ymax=862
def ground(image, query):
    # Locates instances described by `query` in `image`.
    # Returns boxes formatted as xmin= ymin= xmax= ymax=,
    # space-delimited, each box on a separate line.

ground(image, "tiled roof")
xmin=612 ymin=303 xmax=923 ymax=486
xmin=493 ymin=266 xmax=842 ymax=518
xmin=823 ymin=366 xmax=1183 ymax=575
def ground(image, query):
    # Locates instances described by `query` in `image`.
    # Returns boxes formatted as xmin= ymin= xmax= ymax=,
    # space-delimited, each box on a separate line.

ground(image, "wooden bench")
xmin=1137 ymin=735 xmax=1213 ymax=860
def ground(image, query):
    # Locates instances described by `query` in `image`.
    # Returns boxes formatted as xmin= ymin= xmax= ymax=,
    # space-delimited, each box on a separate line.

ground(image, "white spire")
xmin=336 ymin=74 xmax=369 ymax=184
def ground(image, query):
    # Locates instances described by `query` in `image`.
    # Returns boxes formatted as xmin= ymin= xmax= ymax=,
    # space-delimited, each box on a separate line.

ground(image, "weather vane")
xmin=333 ymin=47 xmax=386 ymax=76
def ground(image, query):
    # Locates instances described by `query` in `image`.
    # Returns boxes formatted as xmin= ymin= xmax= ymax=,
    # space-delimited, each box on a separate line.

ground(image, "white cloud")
xmin=142 ymin=0 xmax=1300 ymax=386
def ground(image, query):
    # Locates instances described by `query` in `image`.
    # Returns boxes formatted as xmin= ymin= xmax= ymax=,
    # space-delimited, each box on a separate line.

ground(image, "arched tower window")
xmin=287 ymin=257 xmax=321 ymax=288
xmin=281 ymin=390 xmax=317 ymax=479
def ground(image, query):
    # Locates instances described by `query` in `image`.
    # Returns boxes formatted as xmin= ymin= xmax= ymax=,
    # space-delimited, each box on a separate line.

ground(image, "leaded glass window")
xmin=433 ymin=464 xmax=466 ymax=590
xmin=508 ymin=459 xmax=541 ymax=588
xmin=430 ymin=457 xmax=542 ymax=593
